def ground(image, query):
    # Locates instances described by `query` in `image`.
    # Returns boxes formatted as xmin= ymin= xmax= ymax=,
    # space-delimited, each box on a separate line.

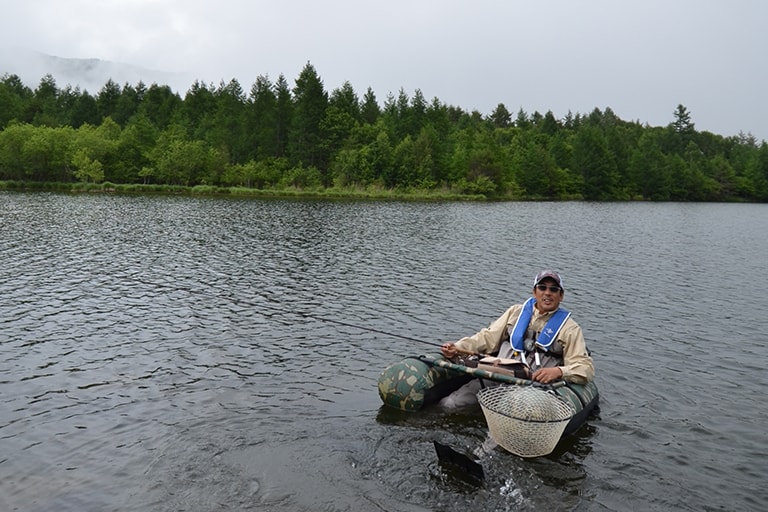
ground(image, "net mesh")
xmin=477 ymin=385 xmax=575 ymax=457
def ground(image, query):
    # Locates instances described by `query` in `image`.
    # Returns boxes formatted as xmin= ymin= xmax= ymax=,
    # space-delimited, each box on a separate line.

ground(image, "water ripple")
xmin=1 ymin=193 xmax=767 ymax=511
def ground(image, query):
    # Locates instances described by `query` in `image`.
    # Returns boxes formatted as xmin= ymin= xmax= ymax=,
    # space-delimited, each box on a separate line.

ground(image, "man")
xmin=438 ymin=270 xmax=594 ymax=410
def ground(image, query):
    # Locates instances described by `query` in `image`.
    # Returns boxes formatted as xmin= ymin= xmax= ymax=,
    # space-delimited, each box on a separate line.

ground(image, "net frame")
xmin=477 ymin=384 xmax=575 ymax=457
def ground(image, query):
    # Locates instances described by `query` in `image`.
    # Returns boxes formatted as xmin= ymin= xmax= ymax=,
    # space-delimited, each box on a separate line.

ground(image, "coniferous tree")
xmin=406 ymin=89 xmax=427 ymax=137
xmin=670 ymin=104 xmax=696 ymax=153
xmin=628 ymin=130 xmax=671 ymax=200
xmin=182 ymin=80 xmax=217 ymax=142
xmin=672 ymin=104 xmax=695 ymax=135
xmin=69 ymin=89 xmax=100 ymax=127
xmin=573 ymin=125 xmax=618 ymax=200
xmin=360 ymin=87 xmax=380 ymax=125
xmin=754 ymin=144 xmax=768 ymax=200
xmin=112 ymin=82 xmax=143 ymax=126
xmin=321 ymin=81 xmax=360 ymax=159
xmin=290 ymin=62 xmax=328 ymax=171
xmin=0 ymin=74 xmax=32 ymax=127
xmin=247 ymin=74 xmax=277 ymax=160
xmin=139 ymin=84 xmax=182 ymax=130
xmin=31 ymin=74 xmax=60 ymax=127
xmin=517 ymin=135 xmax=560 ymax=198
xmin=274 ymin=74 xmax=292 ymax=158
xmin=56 ymin=85 xmax=79 ymax=126
xmin=209 ymin=78 xmax=247 ymax=162
xmin=539 ymin=111 xmax=560 ymax=136
xmin=97 ymin=79 xmax=121 ymax=122
xmin=2 ymin=63 xmax=767 ymax=201
xmin=515 ymin=108 xmax=530 ymax=129
xmin=489 ymin=103 xmax=512 ymax=128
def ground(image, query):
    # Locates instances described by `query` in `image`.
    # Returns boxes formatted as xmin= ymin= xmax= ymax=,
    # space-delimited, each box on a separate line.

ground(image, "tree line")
xmin=1 ymin=62 xmax=767 ymax=201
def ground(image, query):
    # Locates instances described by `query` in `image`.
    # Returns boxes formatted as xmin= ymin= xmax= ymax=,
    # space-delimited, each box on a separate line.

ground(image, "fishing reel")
xmin=457 ymin=355 xmax=480 ymax=368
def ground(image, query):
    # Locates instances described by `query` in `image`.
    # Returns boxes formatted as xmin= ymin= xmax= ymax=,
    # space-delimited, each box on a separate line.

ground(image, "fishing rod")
xmin=131 ymin=276 xmax=458 ymax=352
xmin=286 ymin=309 xmax=500 ymax=362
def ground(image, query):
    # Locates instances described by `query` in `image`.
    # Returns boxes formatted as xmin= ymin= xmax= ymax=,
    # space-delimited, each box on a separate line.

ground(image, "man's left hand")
xmin=531 ymin=367 xmax=563 ymax=384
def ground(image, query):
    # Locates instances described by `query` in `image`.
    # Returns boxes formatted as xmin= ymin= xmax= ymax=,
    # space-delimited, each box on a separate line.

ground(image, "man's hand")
xmin=531 ymin=367 xmax=564 ymax=384
xmin=440 ymin=342 xmax=457 ymax=359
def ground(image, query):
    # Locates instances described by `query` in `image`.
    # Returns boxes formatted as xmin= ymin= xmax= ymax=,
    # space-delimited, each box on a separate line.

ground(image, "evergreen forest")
xmin=1 ymin=62 xmax=767 ymax=201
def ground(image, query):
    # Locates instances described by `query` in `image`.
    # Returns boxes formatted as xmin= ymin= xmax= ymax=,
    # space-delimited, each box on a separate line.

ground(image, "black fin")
xmin=433 ymin=440 xmax=484 ymax=481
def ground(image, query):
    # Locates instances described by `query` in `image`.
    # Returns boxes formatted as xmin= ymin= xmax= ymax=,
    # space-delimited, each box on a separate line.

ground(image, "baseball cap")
xmin=533 ymin=270 xmax=564 ymax=289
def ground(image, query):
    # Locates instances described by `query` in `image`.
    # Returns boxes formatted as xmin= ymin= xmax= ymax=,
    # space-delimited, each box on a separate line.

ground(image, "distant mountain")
xmin=0 ymin=47 xmax=195 ymax=93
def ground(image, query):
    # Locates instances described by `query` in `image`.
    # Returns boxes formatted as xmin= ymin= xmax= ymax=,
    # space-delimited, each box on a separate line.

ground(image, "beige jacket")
xmin=453 ymin=303 xmax=595 ymax=384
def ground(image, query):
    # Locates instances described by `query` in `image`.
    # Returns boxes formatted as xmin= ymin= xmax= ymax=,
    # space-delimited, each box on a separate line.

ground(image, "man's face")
xmin=533 ymin=278 xmax=564 ymax=313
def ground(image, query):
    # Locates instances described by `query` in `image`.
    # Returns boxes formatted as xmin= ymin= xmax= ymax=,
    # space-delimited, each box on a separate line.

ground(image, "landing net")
xmin=477 ymin=384 xmax=575 ymax=457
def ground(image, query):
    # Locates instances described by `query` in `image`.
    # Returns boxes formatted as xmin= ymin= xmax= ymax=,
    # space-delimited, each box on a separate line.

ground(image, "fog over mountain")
xmin=0 ymin=47 xmax=195 ymax=93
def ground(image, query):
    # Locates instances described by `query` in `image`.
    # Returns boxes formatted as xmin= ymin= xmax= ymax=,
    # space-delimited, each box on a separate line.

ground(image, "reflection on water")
xmin=1 ymin=192 xmax=767 ymax=511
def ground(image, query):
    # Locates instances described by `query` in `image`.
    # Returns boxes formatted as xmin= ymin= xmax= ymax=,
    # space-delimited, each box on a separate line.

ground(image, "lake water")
xmin=1 ymin=192 xmax=766 ymax=512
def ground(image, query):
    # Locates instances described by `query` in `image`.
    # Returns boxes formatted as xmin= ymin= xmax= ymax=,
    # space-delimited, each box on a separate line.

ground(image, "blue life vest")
xmin=509 ymin=297 xmax=571 ymax=353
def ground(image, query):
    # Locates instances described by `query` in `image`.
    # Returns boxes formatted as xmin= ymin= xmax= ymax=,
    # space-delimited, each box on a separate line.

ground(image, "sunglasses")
xmin=536 ymin=284 xmax=562 ymax=293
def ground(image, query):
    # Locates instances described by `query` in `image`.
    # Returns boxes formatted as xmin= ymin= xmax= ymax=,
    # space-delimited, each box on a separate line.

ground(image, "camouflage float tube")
xmin=378 ymin=354 xmax=598 ymax=437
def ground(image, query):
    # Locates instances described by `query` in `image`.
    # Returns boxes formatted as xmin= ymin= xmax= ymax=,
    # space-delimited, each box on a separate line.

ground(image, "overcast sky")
xmin=1 ymin=0 xmax=766 ymax=141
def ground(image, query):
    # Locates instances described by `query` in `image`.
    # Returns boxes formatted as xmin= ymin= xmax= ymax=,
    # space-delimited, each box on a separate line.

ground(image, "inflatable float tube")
xmin=378 ymin=354 xmax=598 ymax=438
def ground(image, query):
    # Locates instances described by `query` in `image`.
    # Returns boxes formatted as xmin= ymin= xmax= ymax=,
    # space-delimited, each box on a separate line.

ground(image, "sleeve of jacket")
xmin=453 ymin=304 xmax=522 ymax=355
xmin=559 ymin=319 xmax=595 ymax=384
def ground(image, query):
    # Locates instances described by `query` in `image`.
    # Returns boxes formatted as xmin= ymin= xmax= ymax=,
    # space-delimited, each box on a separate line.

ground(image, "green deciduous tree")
xmin=21 ymin=125 xmax=74 ymax=181
xmin=156 ymin=136 xmax=211 ymax=185
xmin=72 ymin=148 xmax=104 ymax=183
xmin=0 ymin=122 xmax=35 ymax=179
xmin=3 ymin=63 xmax=767 ymax=202
xmin=69 ymin=117 xmax=120 ymax=183
xmin=113 ymin=112 xmax=158 ymax=183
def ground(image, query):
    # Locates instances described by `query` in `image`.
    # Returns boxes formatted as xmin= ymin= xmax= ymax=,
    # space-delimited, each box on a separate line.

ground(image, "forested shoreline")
xmin=1 ymin=62 xmax=766 ymax=201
